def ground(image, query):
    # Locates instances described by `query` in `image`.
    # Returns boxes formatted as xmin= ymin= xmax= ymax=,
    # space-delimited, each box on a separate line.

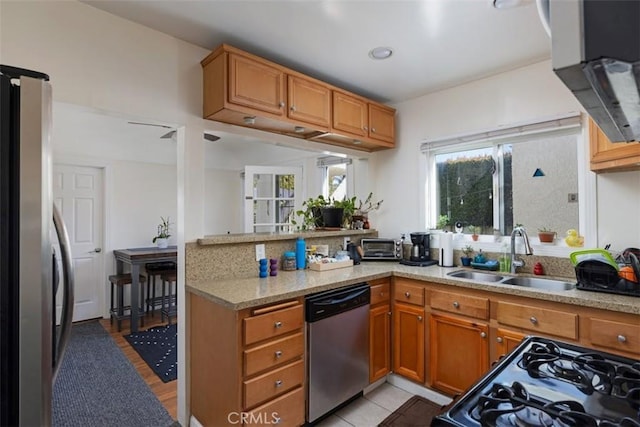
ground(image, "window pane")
xmin=436 ymin=148 xmax=495 ymax=234
xmin=253 ymin=174 xmax=273 ymax=198
xmin=276 ymin=200 xmax=295 ymax=224
xmin=276 ymin=174 xmax=295 ymax=198
xmin=253 ymin=200 xmax=272 ymax=224
xmin=326 ymin=164 xmax=346 ymax=200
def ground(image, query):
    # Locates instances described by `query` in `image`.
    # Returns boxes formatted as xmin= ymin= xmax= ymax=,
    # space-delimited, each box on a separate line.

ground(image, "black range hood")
xmin=547 ymin=0 xmax=640 ymax=143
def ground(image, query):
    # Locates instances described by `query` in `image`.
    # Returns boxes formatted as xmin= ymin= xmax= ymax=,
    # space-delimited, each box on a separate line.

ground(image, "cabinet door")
xmin=430 ymin=314 xmax=489 ymax=396
xmin=393 ymin=303 xmax=425 ymax=383
xmin=228 ymin=53 xmax=285 ymax=116
xmin=590 ymin=118 xmax=640 ymax=172
xmin=332 ymin=91 xmax=368 ymax=138
xmin=369 ymin=304 xmax=391 ymax=383
xmin=495 ymin=328 xmax=527 ymax=361
xmin=287 ymin=75 xmax=330 ymax=128
xmin=368 ymin=103 xmax=395 ymax=144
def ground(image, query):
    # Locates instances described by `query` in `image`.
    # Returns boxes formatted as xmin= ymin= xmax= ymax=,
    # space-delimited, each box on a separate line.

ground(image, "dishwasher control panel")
xmin=305 ymin=283 xmax=370 ymax=323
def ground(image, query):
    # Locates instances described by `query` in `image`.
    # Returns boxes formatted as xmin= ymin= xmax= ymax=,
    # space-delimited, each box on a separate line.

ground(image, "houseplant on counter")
xmin=353 ymin=192 xmax=383 ymax=229
xmin=292 ymin=196 xmax=329 ymax=230
xmin=153 ymin=216 xmax=172 ymax=248
xmin=326 ymin=196 xmax=356 ymax=229
xmin=460 ymin=245 xmax=474 ymax=266
xmin=537 ymin=227 xmax=557 ymax=243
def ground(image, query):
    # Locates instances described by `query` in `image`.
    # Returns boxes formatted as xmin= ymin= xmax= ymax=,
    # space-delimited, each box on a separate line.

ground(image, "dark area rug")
xmin=53 ymin=320 xmax=174 ymax=427
xmin=379 ymin=395 xmax=448 ymax=427
xmin=125 ymin=323 xmax=177 ymax=383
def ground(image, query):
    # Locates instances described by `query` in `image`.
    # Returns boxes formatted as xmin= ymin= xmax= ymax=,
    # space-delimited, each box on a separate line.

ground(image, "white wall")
xmin=204 ymin=169 xmax=243 ymax=235
xmin=374 ymin=60 xmax=640 ymax=250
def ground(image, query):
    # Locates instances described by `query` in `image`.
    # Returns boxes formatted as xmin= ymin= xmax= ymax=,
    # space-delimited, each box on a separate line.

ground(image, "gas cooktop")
xmin=432 ymin=336 xmax=640 ymax=427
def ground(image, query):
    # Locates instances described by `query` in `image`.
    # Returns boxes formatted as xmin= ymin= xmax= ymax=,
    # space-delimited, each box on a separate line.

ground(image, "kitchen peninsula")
xmin=186 ymin=231 xmax=639 ymax=426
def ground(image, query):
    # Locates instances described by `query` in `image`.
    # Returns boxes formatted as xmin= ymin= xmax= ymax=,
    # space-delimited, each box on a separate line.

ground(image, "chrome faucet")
xmin=510 ymin=226 xmax=533 ymax=274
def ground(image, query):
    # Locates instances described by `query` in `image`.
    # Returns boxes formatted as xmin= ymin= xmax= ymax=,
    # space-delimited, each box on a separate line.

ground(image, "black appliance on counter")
xmin=575 ymin=248 xmax=640 ymax=297
xmin=432 ymin=336 xmax=640 ymax=426
xmin=400 ymin=232 xmax=438 ymax=267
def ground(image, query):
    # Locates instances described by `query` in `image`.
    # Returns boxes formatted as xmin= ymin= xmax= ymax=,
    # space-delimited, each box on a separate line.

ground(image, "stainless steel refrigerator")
xmin=1 ymin=65 xmax=75 ymax=426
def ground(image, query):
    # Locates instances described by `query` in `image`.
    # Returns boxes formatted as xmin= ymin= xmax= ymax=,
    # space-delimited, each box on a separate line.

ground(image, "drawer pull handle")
xmin=530 ymin=316 xmax=538 ymax=325
xmin=618 ymin=335 xmax=627 ymax=343
xmin=497 ymin=337 xmax=503 ymax=343
xmin=480 ymin=332 xmax=487 ymax=338
xmin=274 ymin=321 xmax=283 ymax=328
xmin=404 ymin=291 xmax=410 ymax=298
xmin=275 ymin=350 xmax=283 ymax=358
xmin=275 ymin=380 xmax=283 ymax=387
xmin=453 ymin=301 xmax=460 ymax=308
xmin=417 ymin=315 xmax=423 ymax=321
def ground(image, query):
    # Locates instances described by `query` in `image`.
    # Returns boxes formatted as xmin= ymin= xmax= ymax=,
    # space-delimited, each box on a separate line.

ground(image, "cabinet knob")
xmin=417 ymin=315 xmax=423 ymax=321
xmin=618 ymin=334 xmax=627 ymax=343
xmin=388 ymin=311 xmax=392 ymax=316
xmin=275 ymin=380 xmax=283 ymax=387
xmin=363 ymin=126 xmax=369 ymax=131
xmin=480 ymin=332 xmax=487 ymax=338
xmin=380 ymin=292 xmax=385 ymax=296
xmin=371 ymin=128 xmax=376 ymax=133
xmin=497 ymin=337 xmax=503 ymax=343
xmin=290 ymin=105 xmax=296 ymax=112
xmin=275 ymin=350 xmax=283 ymax=358
xmin=530 ymin=316 xmax=538 ymax=325
xmin=404 ymin=291 xmax=410 ymax=298
xmin=279 ymin=101 xmax=285 ymax=108
xmin=274 ymin=321 xmax=282 ymax=328
xmin=453 ymin=301 xmax=460 ymax=309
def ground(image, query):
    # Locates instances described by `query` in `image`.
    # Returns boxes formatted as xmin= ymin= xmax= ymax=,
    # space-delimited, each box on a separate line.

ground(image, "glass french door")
xmin=243 ymin=166 xmax=302 ymax=233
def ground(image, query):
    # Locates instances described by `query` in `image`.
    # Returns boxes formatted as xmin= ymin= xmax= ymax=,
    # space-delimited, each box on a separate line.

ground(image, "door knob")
xmin=89 ymin=248 xmax=102 ymax=253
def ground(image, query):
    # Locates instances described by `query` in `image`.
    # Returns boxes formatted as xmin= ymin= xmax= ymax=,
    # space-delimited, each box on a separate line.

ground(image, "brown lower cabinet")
xmin=495 ymin=328 xmax=528 ymax=361
xmin=429 ymin=313 xmax=489 ymax=396
xmin=369 ymin=304 xmax=391 ymax=383
xmin=393 ymin=302 xmax=425 ymax=383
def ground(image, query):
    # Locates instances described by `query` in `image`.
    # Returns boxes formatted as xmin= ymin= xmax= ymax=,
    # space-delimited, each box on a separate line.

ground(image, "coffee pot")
xmin=409 ymin=232 xmax=430 ymax=262
xmin=346 ymin=243 xmax=362 ymax=265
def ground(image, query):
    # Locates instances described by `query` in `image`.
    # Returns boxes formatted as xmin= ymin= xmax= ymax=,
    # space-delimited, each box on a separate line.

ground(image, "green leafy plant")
xmin=437 ymin=214 xmax=450 ymax=230
xmin=292 ymin=196 xmax=329 ymax=230
xmin=538 ymin=227 xmax=554 ymax=232
xmin=332 ymin=196 xmax=357 ymax=228
xmin=461 ymin=245 xmax=474 ymax=257
xmin=152 ymin=216 xmax=172 ymax=243
xmin=355 ymin=192 xmax=383 ymax=215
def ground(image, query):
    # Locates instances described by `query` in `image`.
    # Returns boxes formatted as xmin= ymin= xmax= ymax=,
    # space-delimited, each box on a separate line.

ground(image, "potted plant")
xmin=153 ymin=216 xmax=172 ymax=248
xmin=292 ymin=196 xmax=329 ymax=230
xmin=353 ymin=192 xmax=383 ymax=229
xmin=538 ymin=227 xmax=557 ymax=243
xmin=327 ymin=196 xmax=356 ymax=229
xmin=468 ymin=225 xmax=481 ymax=241
xmin=460 ymin=245 xmax=474 ymax=266
xmin=436 ymin=214 xmax=451 ymax=232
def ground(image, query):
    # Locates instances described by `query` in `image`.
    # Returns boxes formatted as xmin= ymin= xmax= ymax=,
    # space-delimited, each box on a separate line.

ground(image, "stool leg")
xmin=140 ymin=280 xmax=145 ymax=328
xmin=117 ymin=284 xmax=124 ymax=332
xmin=110 ymin=281 xmax=114 ymax=326
xmin=146 ymin=275 xmax=151 ymax=314
xmin=161 ymin=277 xmax=167 ymax=323
xmin=151 ymin=275 xmax=157 ymax=317
xmin=167 ymin=280 xmax=173 ymax=325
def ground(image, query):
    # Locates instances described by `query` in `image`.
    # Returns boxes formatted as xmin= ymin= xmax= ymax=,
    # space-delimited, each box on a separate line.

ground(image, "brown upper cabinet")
xmin=589 ymin=118 xmax=640 ymax=172
xmin=201 ymin=44 xmax=395 ymax=152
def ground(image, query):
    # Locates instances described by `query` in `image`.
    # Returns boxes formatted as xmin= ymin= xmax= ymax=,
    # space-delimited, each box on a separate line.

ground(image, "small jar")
xmin=282 ymin=251 xmax=297 ymax=271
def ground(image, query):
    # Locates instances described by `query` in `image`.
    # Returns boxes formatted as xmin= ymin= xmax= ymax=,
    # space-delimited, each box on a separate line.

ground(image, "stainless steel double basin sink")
xmin=446 ymin=269 xmax=575 ymax=291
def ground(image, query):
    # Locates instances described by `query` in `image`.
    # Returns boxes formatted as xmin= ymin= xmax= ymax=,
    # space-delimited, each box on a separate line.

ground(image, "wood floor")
xmin=98 ymin=311 xmax=178 ymax=420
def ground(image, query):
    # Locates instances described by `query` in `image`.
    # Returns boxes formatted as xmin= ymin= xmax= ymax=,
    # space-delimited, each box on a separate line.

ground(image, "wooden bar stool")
xmin=160 ymin=270 xmax=178 ymax=324
xmin=108 ymin=273 xmax=146 ymax=332
xmin=145 ymin=261 xmax=176 ymax=316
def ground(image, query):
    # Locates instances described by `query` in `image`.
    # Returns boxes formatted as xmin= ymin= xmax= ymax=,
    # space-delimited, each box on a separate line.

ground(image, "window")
xmin=318 ymin=156 xmax=352 ymax=201
xmin=423 ymin=115 xmax=583 ymax=242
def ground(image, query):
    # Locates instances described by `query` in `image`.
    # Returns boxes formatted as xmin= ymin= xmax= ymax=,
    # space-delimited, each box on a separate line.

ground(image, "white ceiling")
xmin=82 ymin=0 xmax=551 ymax=104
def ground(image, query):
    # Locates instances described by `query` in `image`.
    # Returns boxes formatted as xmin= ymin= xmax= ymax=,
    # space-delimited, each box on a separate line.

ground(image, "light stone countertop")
xmin=186 ymin=263 xmax=640 ymax=315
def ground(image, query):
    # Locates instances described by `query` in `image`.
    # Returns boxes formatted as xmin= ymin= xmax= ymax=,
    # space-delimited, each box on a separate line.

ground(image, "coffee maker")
xmin=400 ymin=232 xmax=438 ymax=267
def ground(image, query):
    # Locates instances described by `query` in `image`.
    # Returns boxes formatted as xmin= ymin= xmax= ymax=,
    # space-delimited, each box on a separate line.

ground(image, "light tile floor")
xmin=316 ymin=383 xmax=414 ymax=427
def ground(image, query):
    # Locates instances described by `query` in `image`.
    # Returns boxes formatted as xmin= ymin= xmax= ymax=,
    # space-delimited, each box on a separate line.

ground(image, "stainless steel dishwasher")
xmin=305 ymin=283 xmax=370 ymax=424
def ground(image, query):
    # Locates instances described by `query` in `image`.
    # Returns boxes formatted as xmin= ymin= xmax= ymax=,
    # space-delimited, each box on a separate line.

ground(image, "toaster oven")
xmin=360 ymin=238 xmax=402 ymax=261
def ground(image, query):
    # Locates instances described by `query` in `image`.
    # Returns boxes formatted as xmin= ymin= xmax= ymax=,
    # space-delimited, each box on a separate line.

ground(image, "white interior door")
xmin=244 ymin=166 xmax=302 ymax=233
xmin=53 ymin=164 xmax=104 ymax=322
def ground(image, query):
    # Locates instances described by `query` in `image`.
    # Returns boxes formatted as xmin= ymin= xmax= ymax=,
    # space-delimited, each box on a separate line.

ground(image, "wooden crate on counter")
xmin=308 ymin=259 xmax=353 ymax=271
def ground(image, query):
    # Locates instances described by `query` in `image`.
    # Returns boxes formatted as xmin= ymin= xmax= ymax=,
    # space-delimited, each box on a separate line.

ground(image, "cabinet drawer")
xmin=394 ymin=280 xmax=425 ymax=306
xmin=496 ymin=301 xmax=578 ymax=340
xmin=430 ymin=290 xmax=489 ymax=320
xmin=244 ymin=332 xmax=304 ymax=376
xmin=587 ymin=318 xmax=640 ymax=355
xmin=243 ymin=386 xmax=305 ymax=427
xmin=370 ymin=281 xmax=391 ymax=305
xmin=244 ymin=304 xmax=304 ymax=346
xmin=243 ymin=359 xmax=304 ymax=409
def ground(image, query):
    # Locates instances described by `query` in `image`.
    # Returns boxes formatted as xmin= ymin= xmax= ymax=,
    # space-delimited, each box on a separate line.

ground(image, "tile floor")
xmin=316 ymin=382 xmax=414 ymax=427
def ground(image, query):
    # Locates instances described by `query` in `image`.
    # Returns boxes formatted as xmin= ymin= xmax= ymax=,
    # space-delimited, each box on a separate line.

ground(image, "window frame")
xmin=420 ymin=113 xmax=596 ymax=257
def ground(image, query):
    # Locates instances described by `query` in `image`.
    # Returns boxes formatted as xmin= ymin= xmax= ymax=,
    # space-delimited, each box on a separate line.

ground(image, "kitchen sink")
xmin=447 ymin=270 xmax=504 ymax=282
xmin=499 ymin=276 xmax=575 ymax=291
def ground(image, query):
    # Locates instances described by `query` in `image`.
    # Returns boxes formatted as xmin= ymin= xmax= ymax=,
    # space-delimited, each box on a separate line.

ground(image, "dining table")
xmin=113 ymin=246 xmax=178 ymax=332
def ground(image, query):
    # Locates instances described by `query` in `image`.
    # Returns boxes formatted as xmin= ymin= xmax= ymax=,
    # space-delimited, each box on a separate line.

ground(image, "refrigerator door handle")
xmin=52 ymin=203 xmax=74 ymax=381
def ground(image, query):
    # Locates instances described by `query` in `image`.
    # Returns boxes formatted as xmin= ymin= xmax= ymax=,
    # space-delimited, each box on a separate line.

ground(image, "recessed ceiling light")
xmin=368 ymin=47 xmax=393 ymax=60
